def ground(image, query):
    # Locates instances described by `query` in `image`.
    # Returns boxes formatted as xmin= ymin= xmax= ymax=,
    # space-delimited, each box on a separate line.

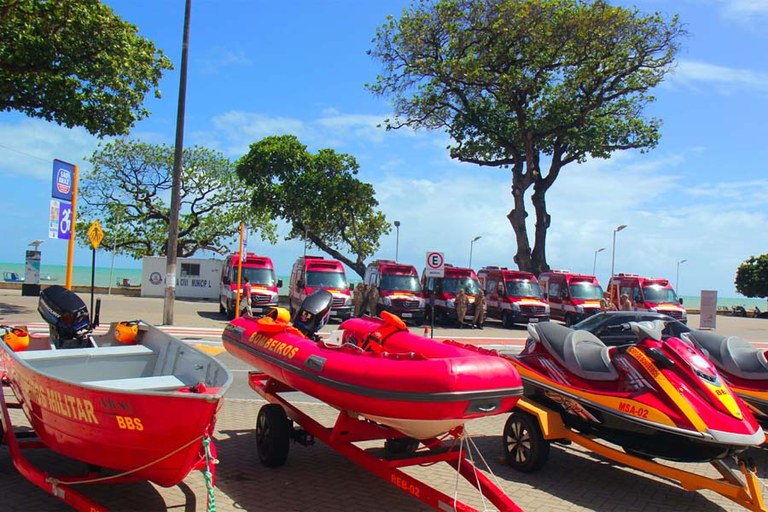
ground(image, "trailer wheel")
xmin=255 ymin=404 xmax=291 ymax=468
xmin=384 ymin=437 xmax=419 ymax=458
xmin=502 ymin=411 xmax=549 ymax=473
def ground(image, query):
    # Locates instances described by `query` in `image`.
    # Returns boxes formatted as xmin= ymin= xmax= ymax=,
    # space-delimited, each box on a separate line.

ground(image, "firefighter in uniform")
xmin=473 ymin=289 xmax=486 ymax=329
xmin=367 ymin=284 xmax=380 ymax=317
xmin=353 ymin=282 xmax=366 ymax=317
xmin=455 ymin=288 xmax=469 ymax=328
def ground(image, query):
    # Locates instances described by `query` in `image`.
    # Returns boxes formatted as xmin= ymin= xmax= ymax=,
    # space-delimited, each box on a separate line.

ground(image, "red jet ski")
xmin=681 ymin=329 xmax=768 ymax=429
xmin=507 ymin=320 xmax=763 ymax=463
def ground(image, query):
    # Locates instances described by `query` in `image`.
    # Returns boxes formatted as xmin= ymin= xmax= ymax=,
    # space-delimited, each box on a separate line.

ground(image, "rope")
xmin=202 ymin=435 xmax=217 ymax=512
xmin=450 ymin=427 xmax=498 ymax=512
xmin=46 ymin=434 xmax=205 ymax=486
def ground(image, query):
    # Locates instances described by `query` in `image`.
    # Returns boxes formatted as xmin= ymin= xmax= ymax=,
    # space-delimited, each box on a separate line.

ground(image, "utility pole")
xmin=163 ymin=0 xmax=192 ymax=325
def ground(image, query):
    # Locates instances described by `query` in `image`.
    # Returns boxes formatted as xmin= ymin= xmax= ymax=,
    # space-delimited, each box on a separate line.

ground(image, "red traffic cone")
xmin=423 ymin=325 xmax=430 ymax=337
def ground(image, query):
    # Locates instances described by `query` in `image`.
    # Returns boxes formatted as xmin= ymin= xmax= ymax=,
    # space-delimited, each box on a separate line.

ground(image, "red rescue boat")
xmin=223 ymin=309 xmax=522 ymax=439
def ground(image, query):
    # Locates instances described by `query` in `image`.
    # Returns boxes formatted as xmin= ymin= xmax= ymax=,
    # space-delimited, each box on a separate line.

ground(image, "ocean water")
xmin=1 ymin=262 xmax=142 ymax=288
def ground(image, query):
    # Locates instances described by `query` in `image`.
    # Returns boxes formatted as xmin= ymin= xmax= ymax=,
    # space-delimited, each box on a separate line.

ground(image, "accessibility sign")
xmin=425 ymin=251 xmax=445 ymax=278
xmin=49 ymin=200 xmax=72 ymax=240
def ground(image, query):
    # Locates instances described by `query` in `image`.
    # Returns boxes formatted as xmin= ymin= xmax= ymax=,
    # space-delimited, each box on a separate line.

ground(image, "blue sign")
xmin=52 ymin=159 xmax=75 ymax=201
xmin=49 ymin=200 xmax=73 ymax=240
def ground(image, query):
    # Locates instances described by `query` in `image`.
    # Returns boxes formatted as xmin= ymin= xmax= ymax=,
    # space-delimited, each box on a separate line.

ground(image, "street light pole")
xmin=469 ymin=235 xmax=482 ymax=268
xmin=593 ymin=247 xmax=605 ymax=276
xmin=610 ymin=224 xmax=628 ymax=280
xmin=394 ymin=220 xmax=400 ymax=262
xmin=676 ymin=259 xmax=688 ymax=292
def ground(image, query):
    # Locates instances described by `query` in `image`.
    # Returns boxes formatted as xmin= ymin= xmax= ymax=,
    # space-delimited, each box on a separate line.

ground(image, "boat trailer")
xmin=0 ymin=384 xmax=112 ymax=511
xmin=504 ymin=398 xmax=767 ymax=512
xmin=0 ymin=384 xmax=216 ymax=512
xmin=247 ymin=370 xmax=523 ymax=512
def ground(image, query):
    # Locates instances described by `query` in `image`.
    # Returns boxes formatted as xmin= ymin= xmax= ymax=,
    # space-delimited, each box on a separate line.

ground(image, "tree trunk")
xmin=530 ymin=186 xmax=550 ymax=276
xmin=507 ymin=170 xmax=532 ymax=272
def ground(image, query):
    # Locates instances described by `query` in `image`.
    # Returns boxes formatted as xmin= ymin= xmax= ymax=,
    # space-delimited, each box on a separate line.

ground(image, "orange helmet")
xmin=114 ymin=321 xmax=139 ymax=344
xmin=3 ymin=326 xmax=30 ymax=352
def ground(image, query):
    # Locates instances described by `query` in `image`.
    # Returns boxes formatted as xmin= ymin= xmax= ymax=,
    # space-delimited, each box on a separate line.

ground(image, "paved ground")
xmin=2 ymin=289 xmax=768 ymax=511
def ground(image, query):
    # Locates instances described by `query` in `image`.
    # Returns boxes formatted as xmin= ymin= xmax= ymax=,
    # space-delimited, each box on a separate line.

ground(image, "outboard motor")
xmin=38 ymin=285 xmax=92 ymax=348
xmin=293 ymin=289 xmax=333 ymax=341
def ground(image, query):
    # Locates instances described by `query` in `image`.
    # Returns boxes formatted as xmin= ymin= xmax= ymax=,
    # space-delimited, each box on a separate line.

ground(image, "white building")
xmin=141 ymin=256 xmax=223 ymax=299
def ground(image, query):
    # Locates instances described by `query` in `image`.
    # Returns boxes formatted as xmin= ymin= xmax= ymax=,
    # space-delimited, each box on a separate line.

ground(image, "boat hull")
xmin=224 ymin=316 xmax=522 ymax=439
xmin=0 ymin=322 xmax=231 ymax=487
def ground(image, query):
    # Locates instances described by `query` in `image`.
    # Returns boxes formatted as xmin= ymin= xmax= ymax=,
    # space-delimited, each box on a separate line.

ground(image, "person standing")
xmin=620 ymin=293 xmax=632 ymax=311
xmin=353 ymin=282 xmax=366 ymax=317
xmin=367 ymin=284 xmax=380 ymax=317
xmin=600 ymin=292 xmax=617 ymax=311
xmin=455 ymin=288 xmax=469 ymax=328
xmin=241 ymin=276 xmax=253 ymax=316
xmin=473 ymin=289 xmax=486 ymax=329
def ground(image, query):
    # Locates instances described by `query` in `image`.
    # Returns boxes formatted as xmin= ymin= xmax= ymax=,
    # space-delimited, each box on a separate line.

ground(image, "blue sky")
xmin=1 ymin=0 xmax=767 ymax=298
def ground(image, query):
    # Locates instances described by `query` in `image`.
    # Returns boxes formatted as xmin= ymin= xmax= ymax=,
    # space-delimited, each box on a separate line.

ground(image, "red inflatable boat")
xmin=223 ymin=311 xmax=522 ymax=439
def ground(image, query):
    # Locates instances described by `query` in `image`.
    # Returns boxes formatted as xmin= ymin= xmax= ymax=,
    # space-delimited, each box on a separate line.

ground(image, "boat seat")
xmin=84 ymin=375 xmax=186 ymax=391
xmin=530 ymin=322 xmax=618 ymax=381
xmin=16 ymin=344 xmax=153 ymax=361
xmin=683 ymin=331 xmax=768 ymax=380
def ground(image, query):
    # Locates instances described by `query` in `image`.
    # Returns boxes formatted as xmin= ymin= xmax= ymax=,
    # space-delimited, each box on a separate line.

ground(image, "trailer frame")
xmin=248 ymin=370 xmax=523 ymax=512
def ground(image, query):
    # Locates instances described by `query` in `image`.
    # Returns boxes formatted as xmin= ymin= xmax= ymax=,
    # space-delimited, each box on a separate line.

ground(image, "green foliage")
xmin=236 ymin=135 xmax=390 ymax=277
xmin=735 ymin=255 xmax=768 ymax=300
xmin=0 ymin=0 xmax=172 ymax=137
xmin=76 ymin=139 xmax=275 ymax=258
xmin=368 ymin=0 xmax=683 ymax=273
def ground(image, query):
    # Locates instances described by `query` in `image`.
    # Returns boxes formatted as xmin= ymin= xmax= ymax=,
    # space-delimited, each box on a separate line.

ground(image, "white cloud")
xmin=0 ymin=118 xmax=99 ymax=180
xmin=720 ymin=0 xmax=768 ymax=18
xmin=195 ymin=47 xmax=253 ymax=75
xmin=669 ymin=60 xmax=768 ymax=94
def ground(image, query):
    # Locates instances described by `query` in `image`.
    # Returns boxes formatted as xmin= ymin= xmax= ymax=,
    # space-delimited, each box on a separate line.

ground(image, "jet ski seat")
xmin=683 ymin=331 xmax=768 ymax=381
xmin=529 ymin=322 xmax=619 ymax=381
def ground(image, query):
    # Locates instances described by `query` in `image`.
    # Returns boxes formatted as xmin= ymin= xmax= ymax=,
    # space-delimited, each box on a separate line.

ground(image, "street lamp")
xmin=469 ymin=235 xmax=482 ymax=268
xmin=610 ymin=224 xmax=627 ymax=279
xmin=394 ymin=221 xmax=400 ymax=262
xmin=676 ymin=259 xmax=688 ymax=292
xmin=593 ymin=247 xmax=605 ymax=276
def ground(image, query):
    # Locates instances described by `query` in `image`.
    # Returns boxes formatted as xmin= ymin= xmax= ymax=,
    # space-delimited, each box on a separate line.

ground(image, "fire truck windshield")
xmin=381 ymin=274 xmax=421 ymax=293
xmin=443 ymin=277 xmax=480 ymax=295
xmin=643 ymin=285 xmax=679 ymax=303
xmin=569 ymin=283 xmax=604 ymax=299
xmin=307 ymin=271 xmax=348 ymax=289
xmin=237 ymin=268 xmax=276 ymax=286
xmin=506 ymin=281 xmax=543 ymax=298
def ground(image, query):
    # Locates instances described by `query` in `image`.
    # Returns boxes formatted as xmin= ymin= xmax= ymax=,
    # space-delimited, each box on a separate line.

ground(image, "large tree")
xmin=735 ymin=255 xmax=768 ymax=305
xmin=0 ymin=0 xmax=172 ymax=137
xmin=77 ymin=139 xmax=274 ymax=258
xmin=368 ymin=0 xmax=683 ymax=274
xmin=236 ymin=135 xmax=390 ymax=277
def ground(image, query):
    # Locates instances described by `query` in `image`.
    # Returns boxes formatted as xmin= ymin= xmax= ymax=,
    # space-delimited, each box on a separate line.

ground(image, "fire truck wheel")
xmin=565 ymin=314 xmax=574 ymax=327
xmin=226 ymin=300 xmax=236 ymax=320
xmin=255 ymin=404 xmax=291 ymax=468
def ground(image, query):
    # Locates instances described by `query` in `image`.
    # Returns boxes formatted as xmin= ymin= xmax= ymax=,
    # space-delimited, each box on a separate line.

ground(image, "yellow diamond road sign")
xmin=87 ymin=220 xmax=104 ymax=249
